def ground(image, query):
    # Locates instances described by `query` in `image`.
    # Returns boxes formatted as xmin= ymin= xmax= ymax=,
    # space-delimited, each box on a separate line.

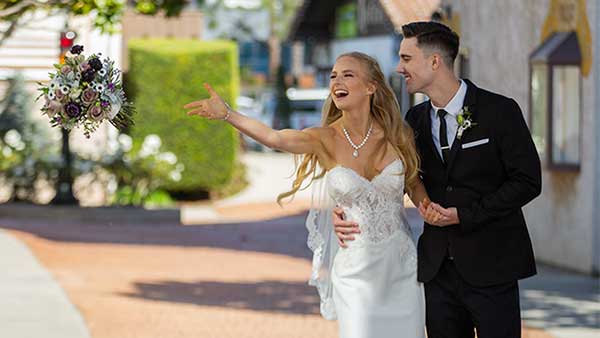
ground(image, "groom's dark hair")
xmin=401 ymin=21 xmax=459 ymax=68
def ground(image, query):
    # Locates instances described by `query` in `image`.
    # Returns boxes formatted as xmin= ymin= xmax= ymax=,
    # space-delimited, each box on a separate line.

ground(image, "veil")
xmin=305 ymin=171 xmax=339 ymax=320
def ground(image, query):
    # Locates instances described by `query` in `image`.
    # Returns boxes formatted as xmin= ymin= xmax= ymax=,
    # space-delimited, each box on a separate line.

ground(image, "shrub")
xmin=127 ymin=39 xmax=241 ymax=195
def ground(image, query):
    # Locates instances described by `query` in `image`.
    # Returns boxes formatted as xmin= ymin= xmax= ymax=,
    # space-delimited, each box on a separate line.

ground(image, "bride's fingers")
xmin=183 ymin=100 xmax=205 ymax=109
xmin=186 ymin=109 xmax=208 ymax=117
xmin=204 ymin=83 xmax=219 ymax=98
xmin=430 ymin=203 xmax=452 ymax=217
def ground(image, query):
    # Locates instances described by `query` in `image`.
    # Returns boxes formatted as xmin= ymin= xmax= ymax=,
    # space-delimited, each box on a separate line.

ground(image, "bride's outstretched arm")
xmin=184 ymin=83 xmax=322 ymax=155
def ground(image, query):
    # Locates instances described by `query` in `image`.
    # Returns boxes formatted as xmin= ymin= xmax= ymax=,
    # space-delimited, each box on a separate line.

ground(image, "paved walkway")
xmin=0 ymin=230 xmax=90 ymax=338
xmin=0 ymin=151 xmax=597 ymax=338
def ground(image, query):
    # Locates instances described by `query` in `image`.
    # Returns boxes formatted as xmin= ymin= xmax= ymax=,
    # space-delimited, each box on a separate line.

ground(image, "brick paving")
xmin=0 ymin=203 xmax=555 ymax=338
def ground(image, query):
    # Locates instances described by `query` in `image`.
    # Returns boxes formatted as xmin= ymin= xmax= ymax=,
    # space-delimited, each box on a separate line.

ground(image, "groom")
xmin=333 ymin=21 xmax=541 ymax=338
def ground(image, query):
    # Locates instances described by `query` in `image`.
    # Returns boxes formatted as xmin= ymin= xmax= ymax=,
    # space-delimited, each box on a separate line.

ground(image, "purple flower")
xmin=70 ymin=45 xmax=84 ymax=55
xmin=108 ymin=83 xmax=115 ymax=91
xmin=82 ymin=68 xmax=96 ymax=83
xmin=101 ymin=100 xmax=109 ymax=108
xmin=65 ymin=102 xmax=82 ymax=118
xmin=88 ymin=57 xmax=102 ymax=71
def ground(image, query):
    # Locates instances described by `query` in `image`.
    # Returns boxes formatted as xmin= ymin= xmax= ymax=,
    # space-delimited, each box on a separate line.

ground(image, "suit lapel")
xmin=444 ymin=79 xmax=479 ymax=175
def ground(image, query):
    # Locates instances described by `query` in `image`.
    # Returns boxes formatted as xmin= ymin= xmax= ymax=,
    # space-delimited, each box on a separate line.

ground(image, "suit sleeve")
xmin=457 ymin=98 xmax=542 ymax=233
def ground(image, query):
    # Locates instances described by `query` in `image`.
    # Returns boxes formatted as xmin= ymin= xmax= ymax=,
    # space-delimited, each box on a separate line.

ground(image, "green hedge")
xmin=127 ymin=39 xmax=240 ymax=193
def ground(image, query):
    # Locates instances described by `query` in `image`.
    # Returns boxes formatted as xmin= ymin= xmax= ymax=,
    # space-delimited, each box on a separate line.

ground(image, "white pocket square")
xmin=462 ymin=138 xmax=489 ymax=149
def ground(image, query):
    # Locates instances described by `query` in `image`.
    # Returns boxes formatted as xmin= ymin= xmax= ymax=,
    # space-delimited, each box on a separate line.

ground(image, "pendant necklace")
xmin=342 ymin=122 xmax=373 ymax=158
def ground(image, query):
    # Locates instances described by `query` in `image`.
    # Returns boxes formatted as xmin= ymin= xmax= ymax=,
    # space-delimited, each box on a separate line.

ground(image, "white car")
xmin=286 ymin=88 xmax=329 ymax=130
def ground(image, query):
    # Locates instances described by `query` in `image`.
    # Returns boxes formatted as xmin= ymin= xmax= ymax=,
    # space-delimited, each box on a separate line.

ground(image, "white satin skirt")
xmin=331 ymin=231 xmax=425 ymax=338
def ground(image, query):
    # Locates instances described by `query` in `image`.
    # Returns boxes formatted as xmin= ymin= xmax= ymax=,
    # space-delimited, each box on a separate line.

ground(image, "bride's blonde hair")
xmin=277 ymin=52 xmax=420 ymax=204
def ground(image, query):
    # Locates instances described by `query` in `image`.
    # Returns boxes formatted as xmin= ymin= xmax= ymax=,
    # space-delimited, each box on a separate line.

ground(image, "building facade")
xmin=432 ymin=0 xmax=599 ymax=275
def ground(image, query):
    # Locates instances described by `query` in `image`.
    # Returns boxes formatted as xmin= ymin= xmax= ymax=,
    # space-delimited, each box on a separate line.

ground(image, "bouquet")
xmin=37 ymin=45 xmax=134 ymax=137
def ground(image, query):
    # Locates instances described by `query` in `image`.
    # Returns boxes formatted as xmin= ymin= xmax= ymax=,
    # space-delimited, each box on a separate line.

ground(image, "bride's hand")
xmin=418 ymin=199 xmax=444 ymax=225
xmin=184 ymin=83 xmax=231 ymax=120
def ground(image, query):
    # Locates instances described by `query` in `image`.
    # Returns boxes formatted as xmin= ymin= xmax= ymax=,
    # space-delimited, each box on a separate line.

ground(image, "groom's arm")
xmin=456 ymin=98 xmax=542 ymax=233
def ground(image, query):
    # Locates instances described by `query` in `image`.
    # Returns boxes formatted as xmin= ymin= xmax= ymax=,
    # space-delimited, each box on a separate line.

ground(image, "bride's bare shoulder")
xmin=303 ymin=125 xmax=338 ymax=142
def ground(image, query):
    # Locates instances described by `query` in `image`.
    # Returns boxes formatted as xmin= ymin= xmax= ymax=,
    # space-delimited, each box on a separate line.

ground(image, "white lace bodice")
xmin=306 ymin=159 xmax=422 ymax=322
xmin=327 ymin=159 xmax=412 ymax=246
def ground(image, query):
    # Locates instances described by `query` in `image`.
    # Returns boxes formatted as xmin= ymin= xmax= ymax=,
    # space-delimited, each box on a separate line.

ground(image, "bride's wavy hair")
xmin=277 ymin=52 xmax=420 ymax=204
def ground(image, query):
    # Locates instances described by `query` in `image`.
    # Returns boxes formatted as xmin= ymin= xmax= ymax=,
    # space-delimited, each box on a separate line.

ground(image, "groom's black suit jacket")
xmin=405 ymin=79 xmax=542 ymax=287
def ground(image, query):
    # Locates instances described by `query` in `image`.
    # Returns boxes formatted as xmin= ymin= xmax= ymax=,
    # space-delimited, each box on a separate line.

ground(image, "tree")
xmin=0 ymin=0 xmax=192 ymax=46
xmin=0 ymin=72 xmax=29 ymax=136
xmin=273 ymin=64 xmax=291 ymax=129
xmin=199 ymin=0 xmax=300 ymax=82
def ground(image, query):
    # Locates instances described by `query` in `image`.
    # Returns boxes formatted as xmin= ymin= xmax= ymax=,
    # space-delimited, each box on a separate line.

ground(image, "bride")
xmin=184 ymin=52 xmax=442 ymax=338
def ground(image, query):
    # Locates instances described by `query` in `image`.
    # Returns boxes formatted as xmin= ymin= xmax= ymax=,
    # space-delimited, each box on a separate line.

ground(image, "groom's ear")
xmin=431 ymin=53 xmax=442 ymax=70
xmin=431 ymin=53 xmax=444 ymax=71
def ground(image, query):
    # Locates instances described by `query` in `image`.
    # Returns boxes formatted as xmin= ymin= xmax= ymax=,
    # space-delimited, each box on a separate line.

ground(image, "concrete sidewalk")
xmin=520 ymin=265 xmax=600 ymax=338
xmin=0 ymin=230 xmax=90 ymax=338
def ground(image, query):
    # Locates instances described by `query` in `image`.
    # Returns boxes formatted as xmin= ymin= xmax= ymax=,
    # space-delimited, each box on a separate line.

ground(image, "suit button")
xmin=446 ymin=186 xmax=453 ymax=192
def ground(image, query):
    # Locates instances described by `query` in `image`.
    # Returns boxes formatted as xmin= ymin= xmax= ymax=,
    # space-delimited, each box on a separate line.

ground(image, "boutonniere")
xmin=456 ymin=105 xmax=477 ymax=140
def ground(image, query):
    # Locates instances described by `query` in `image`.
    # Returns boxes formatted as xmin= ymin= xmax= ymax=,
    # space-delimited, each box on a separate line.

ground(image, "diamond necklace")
xmin=342 ymin=122 xmax=373 ymax=158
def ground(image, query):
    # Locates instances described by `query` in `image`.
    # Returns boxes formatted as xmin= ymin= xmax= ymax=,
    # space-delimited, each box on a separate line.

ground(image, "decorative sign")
xmin=541 ymin=0 xmax=592 ymax=76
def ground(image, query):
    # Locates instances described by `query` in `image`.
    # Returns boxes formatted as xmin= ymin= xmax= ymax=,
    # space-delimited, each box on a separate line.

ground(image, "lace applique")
xmin=327 ymin=160 xmax=413 ymax=245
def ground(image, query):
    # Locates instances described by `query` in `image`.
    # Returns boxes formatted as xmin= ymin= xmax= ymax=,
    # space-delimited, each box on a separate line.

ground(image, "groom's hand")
xmin=333 ymin=207 xmax=360 ymax=248
xmin=427 ymin=203 xmax=460 ymax=226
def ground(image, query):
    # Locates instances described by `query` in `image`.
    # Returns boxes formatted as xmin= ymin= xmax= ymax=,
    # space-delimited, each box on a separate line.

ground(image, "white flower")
xmin=157 ymin=152 xmax=177 ymax=165
xmin=106 ymin=138 xmax=119 ymax=155
xmin=95 ymin=83 xmax=105 ymax=92
xmin=60 ymin=85 xmax=70 ymax=95
xmin=98 ymin=69 xmax=107 ymax=77
xmin=2 ymin=147 xmax=12 ymax=157
xmin=107 ymin=178 xmax=118 ymax=193
xmin=47 ymin=91 xmax=56 ymax=100
xmin=139 ymin=134 xmax=161 ymax=158
xmin=117 ymin=134 xmax=132 ymax=152
xmin=4 ymin=130 xmax=25 ymax=151
xmin=69 ymin=88 xmax=82 ymax=100
xmin=169 ymin=171 xmax=182 ymax=182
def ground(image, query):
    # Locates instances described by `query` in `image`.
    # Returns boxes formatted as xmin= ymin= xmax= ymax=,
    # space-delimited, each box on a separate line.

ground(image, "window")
xmin=529 ymin=32 xmax=582 ymax=170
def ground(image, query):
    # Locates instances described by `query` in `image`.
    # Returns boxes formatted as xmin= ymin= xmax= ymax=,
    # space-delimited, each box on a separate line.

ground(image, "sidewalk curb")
xmin=0 ymin=229 xmax=91 ymax=338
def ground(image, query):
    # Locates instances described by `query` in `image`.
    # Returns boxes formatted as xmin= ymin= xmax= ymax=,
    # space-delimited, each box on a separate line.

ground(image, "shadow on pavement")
xmin=120 ymin=279 xmax=322 ymax=316
xmin=0 ymin=211 xmax=314 ymax=259
xmin=0 ymin=208 xmax=424 ymax=261
xmin=520 ymin=267 xmax=600 ymax=330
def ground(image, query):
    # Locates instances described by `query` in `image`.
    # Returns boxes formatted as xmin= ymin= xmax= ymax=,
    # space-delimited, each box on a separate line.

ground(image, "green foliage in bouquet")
xmin=127 ymin=39 xmax=240 ymax=194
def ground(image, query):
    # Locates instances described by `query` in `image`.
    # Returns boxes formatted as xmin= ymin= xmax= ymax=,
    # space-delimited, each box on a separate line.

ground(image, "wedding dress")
xmin=307 ymin=159 xmax=425 ymax=338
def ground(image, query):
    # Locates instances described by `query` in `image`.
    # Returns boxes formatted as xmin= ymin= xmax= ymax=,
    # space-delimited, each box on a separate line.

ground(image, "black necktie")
xmin=438 ymin=109 xmax=450 ymax=163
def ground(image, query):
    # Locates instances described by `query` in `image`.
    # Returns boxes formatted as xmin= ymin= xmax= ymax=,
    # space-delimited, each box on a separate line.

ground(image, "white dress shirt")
xmin=430 ymin=80 xmax=467 ymax=158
